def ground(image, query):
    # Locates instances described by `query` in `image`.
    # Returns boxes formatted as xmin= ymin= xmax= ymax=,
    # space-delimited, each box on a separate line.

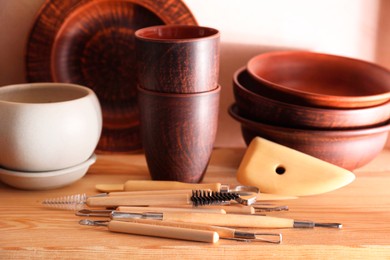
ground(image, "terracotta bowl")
xmin=246 ymin=51 xmax=390 ymax=108
xmin=233 ymin=67 xmax=390 ymax=129
xmin=229 ymin=104 xmax=390 ymax=170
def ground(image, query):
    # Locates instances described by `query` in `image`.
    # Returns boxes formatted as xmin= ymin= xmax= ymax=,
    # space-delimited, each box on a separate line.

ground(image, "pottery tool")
xmin=118 ymin=204 xmax=289 ymax=214
xmin=97 ymin=180 xmax=297 ymax=201
xmin=79 ymin=219 xmax=219 ymax=243
xmin=81 ymin=218 xmax=282 ymax=243
xmin=76 ymin=206 xmax=227 ymax=216
xmin=107 ymin=211 xmax=342 ymax=229
xmin=41 ymin=190 xmax=255 ymax=210
xmin=237 ymin=137 xmax=356 ymax=196
xmin=95 ymin=180 xmax=226 ymax=193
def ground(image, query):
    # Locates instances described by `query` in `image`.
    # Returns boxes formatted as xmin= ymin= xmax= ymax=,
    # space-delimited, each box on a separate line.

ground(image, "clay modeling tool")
xmin=95 ymin=180 xmax=227 ymax=192
xmin=77 ymin=206 xmax=227 ymax=216
xmin=237 ymin=137 xmax=356 ymax=196
xmin=130 ymin=204 xmax=289 ymax=214
xmin=108 ymin=218 xmax=282 ymax=243
xmin=41 ymin=190 xmax=255 ymax=210
xmin=98 ymin=182 xmax=296 ymax=201
xmin=79 ymin=219 xmax=219 ymax=243
xmin=108 ymin=211 xmax=342 ymax=229
xmin=108 ymin=188 xmax=258 ymax=206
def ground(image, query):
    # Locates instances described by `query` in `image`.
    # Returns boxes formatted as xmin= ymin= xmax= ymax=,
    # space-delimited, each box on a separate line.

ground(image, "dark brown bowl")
xmin=233 ymin=67 xmax=390 ymax=129
xmin=229 ymin=104 xmax=390 ymax=170
xmin=247 ymin=51 xmax=390 ymax=108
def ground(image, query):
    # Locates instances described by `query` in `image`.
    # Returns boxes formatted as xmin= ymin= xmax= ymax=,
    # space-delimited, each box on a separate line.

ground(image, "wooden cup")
xmin=137 ymin=85 xmax=221 ymax=183
xmin=135 ymin=25 xmax=220 ymax=93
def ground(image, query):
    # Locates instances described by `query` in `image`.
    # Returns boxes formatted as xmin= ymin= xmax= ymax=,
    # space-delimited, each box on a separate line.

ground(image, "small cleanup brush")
xmin=41 ymin=190 xmax=246 ymax=210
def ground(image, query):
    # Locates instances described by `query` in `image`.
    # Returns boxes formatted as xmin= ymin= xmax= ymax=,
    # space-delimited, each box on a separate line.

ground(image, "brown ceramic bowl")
xmin=229 ymin=104 xmax=390 ymax=170
xmin=246 ymin=51 xmax=390 ymax=108
xmin=233 ymin=67 xmax=390 ymax=129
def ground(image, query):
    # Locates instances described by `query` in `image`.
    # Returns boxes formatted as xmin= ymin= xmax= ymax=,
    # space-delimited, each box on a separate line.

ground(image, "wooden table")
xmin=1 ymin=147 xmax=390 ymax=259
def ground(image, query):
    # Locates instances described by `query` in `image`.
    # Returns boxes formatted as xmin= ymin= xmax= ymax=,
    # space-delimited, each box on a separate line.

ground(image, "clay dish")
xmin=233 ymin=67 xmax=390 ymax=129
xmin=0 ymin=154 xmax=96 ymax=190
xmin=229 ymin=104 xmax=390 ymax=170
xmin=0 ymin=83 xmax=102 ymax=172
xmin=246 ymin=51 xmax=390 ymax=108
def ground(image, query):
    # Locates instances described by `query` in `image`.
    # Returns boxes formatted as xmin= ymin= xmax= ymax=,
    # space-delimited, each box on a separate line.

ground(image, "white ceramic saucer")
xmin=0 ymin=154 xmax=96 ymax=190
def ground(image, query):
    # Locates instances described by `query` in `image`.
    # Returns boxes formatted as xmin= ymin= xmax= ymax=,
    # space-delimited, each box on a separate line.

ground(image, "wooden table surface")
xmin=1 ymin=147 xmax=390 ymax=259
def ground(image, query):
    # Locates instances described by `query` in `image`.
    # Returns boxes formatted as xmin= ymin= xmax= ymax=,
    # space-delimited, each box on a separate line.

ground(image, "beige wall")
xmin=0 ymin=0 xmax=389 ymax=147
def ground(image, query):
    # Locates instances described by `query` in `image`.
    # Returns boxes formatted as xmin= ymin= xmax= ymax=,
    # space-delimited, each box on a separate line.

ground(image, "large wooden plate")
xmin=26 ymin=0 xmax=197 ymax=153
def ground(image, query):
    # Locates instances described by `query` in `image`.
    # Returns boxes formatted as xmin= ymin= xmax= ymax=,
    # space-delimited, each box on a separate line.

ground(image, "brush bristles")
xmin=41 ymin=193 xmax=87 ymax=210
xmin=191 ymin=190 xmax=240 ymax=207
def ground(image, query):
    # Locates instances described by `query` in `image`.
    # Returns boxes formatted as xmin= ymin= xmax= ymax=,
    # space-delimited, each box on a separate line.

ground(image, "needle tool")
xmin=107 ymin=211 xmax=342 ymax=229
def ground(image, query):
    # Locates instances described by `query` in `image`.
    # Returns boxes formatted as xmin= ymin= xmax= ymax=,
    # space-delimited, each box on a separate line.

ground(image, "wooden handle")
xmin=109 ymin=190 xmax=193 ymax=196
xmin=86 ymin=194 xmax=190 ymax=207
xmin=124 ymin=203 xmax=255 ymax=214
xmin=107 ymin=220 xmax=219 ymax=243
xmin=123 ymin=180 xmax=221 ymax=191
xmin=201 ymin=205 xmax=255 ymax=214
xmin=117 ymin=206 xmax=226 ymax=214
xmin=122 ymin=218 xmax=236 ymax=239
xmin=163 ymin=212 xmax=295 ymax=228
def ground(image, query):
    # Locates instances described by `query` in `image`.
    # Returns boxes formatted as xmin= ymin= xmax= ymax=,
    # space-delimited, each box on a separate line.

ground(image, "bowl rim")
xmin=135 ymin=25 xmax=220 ymax=43
xmin=0 ymin=82 xmax=95 ymax=106
xmin=228 ymin=103 xmax=390 ymax=136
xmin=246 ymin=51 xmax=390 ymax=108
xmin=234 ymin=66 xmax=390 ymax=114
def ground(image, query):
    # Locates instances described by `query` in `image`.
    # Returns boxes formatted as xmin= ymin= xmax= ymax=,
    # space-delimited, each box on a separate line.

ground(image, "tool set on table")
xmin=42 ymin=175 xmax=343 ymax=244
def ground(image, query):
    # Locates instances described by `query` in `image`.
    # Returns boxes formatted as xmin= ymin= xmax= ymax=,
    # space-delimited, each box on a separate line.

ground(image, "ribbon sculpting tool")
xmin=78 ymin=217 xmax=281 ymax=243
xmin=79 ymin=219 xmax=220 ymax=243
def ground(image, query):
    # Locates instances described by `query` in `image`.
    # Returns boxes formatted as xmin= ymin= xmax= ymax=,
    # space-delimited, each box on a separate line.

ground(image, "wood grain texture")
xmin=25 ymin=0 xmax=197 ymax=153
xmin=1 ymin=148 xmax=390 ymax=259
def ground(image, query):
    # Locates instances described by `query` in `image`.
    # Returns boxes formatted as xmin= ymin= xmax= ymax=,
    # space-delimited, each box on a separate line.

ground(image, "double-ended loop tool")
xmin=79 ymin=218 xmax=282 ymax=244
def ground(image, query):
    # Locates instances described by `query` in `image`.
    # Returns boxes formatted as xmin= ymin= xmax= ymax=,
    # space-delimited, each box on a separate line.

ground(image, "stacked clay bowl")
xmin=231 ymin=51 xmax=390 ymax=170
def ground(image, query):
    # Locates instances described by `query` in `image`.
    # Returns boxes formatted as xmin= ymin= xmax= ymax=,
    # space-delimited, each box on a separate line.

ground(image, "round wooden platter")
xmin=25 ymin=0 xmax=197 ymax=153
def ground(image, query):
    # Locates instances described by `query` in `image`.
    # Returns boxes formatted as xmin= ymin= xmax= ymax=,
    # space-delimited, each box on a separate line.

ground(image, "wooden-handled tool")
xmin=79 ymin=219 xmax=219 ymax=243
xmin=42 ymin=190 xmax=245 ymax=210
xmin=122 ymin=218 xmax=282 ymax=243
xmin=96 ymin=180 xmax=222 ymax=193
xmin=110 ymin=211 xmax=342 ymax=229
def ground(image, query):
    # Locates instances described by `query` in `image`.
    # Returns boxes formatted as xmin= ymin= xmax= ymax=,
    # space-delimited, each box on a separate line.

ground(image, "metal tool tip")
xmin=255 ymin=233 xmax=283 ymax=244
xmin=315 ymin=223 xmax=343 ymax=229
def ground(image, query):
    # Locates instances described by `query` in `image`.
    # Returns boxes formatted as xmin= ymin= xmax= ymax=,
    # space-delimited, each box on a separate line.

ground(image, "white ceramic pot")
xmin=0 ymin=83 xmax=102 ymax=172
